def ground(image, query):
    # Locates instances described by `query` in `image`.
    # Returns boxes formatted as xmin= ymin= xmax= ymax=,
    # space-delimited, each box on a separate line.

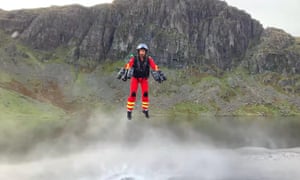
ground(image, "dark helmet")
xmin=136 ymin=43 xmax=149 ymax=51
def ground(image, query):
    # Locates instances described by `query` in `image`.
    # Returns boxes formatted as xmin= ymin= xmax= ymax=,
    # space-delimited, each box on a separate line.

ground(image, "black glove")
xmin=151 ymin=70 xmax=160 ymax=82
xmin=117 ymin=68 xmax=126 ymax=79
xmin=121 ymin=69 xmax=128 ymax=81
xmin=158 ymin=70 xmax=167 ymax=83
xmin=116 ymin=67 xmax=128 ymax=81
xmin=127 ymin=68 xmax=134 ymax=79
xmin=151 ymin=70 xmax=166 ymax=83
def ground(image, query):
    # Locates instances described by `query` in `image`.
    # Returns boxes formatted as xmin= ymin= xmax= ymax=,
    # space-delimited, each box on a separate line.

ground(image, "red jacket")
xmin=125 ymin=56 xmax=159 ymax=70
xmin=125 ymin=56 xmax=159 ymax=78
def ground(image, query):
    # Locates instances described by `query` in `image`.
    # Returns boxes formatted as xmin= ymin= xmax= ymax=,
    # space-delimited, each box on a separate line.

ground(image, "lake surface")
xmin=1 ymin=115 xmax=300 ymax=180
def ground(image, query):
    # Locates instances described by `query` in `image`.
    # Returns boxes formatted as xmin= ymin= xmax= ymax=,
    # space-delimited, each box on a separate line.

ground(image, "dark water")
xmin=171 ymin=116 xmax=300 ymax=149
xmin=1 ymin=113 xmax=300 ymax=180
xmin=124 ymin=115 xmax=300 ymax=149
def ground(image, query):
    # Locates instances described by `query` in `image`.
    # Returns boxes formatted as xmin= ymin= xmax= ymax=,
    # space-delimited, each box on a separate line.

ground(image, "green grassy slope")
xmin=0 ymin=87 xmax=67 ymax=121
xmin=0 ymin=87 xmax=69 ymax=152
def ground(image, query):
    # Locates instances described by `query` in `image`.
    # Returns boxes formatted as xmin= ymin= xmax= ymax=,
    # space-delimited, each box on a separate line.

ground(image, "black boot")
xmin=142 ymin=110 xmax=149 ymax=118
xmin=127 ymin=111 xmax=132 ymax=120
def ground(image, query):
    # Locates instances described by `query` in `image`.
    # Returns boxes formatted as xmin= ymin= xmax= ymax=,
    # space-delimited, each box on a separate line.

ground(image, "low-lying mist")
xmin=1 ymin=108 xmax=300 ymax=180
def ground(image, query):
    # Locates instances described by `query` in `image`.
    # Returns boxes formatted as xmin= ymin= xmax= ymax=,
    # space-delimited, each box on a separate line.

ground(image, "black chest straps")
xmin=133 ymin=56 xmax=150 ymax=78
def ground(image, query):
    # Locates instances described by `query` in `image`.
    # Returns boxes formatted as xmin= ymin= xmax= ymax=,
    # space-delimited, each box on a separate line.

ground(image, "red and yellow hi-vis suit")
xmin=125 ymin=56 xmax=159 ymax=112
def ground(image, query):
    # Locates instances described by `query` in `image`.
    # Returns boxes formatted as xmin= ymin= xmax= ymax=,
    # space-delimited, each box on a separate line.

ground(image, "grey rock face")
xmin=244 ymin=28 xmax=300 ymax=74
xmin=20 ymin=6 xmax=94 ymax=50
xmin=0 ymin=0 xmax=264 ymax=70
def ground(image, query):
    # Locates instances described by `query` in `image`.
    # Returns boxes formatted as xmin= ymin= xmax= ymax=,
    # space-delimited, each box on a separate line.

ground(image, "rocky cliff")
xmin=244 ymin=28 xmax=300 ymax=74
xmin=0 ymin=0 xmax=299 ymax=118
xmin=0 ymin=0 xmax=266 ymax=70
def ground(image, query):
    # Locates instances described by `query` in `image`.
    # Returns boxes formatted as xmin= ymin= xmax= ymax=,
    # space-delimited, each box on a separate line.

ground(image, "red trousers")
xmin=127 ymin=77 xmax=149 ymax=111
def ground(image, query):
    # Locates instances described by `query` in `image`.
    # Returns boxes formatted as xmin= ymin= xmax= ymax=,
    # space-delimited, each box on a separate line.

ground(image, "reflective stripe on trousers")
xmin=127 ymin=77 xmax=149 ymax=111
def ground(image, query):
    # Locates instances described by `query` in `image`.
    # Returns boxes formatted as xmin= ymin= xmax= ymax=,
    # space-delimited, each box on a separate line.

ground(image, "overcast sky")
xmin=0 ymin=0 xmax=299 ymax=36
xmin=225 ymin=0 xmax=299 ymax=36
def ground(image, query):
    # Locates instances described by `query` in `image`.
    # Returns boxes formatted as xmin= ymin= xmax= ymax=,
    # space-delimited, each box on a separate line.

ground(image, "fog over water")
xmin=1 ymin=110 xmax=300 ymax=180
